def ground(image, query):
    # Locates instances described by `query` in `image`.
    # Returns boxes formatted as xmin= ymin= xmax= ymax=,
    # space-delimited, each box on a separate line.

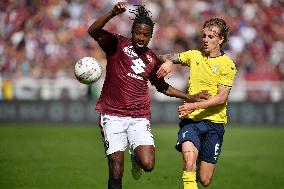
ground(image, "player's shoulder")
xmin=117 ymin=34 xmax=130 ymax=43
xmin=116 ymin=35 xmax=134 ymax=51
xmin=220 ymin=53 xmax=237 ymax=73
xmin=221 ymin=53 xmax=236 ymax=67
xmin=179 ymin=50 xmax=204 ymax=63
xmin=146 ymin=48 xmax=158 ymax=62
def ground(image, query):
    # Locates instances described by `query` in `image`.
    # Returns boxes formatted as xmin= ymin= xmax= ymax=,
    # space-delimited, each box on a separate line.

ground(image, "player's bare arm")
xmin=156 ymin=82 xmax=210 ymax=102
xmin=187 ymin=90 xmax=211 ymax=102
xmin=178 ymin=86 xmax=230 ymax=116
xmin=157 ymin=53 xmax=180 ymax=78
xmin=158 ymin=53 xmax=180 ymax=64
xmin=88 ymin=2 xmax=127 ymax=39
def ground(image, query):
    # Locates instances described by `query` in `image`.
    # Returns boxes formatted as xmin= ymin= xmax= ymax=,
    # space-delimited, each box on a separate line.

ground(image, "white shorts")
xmin=99 ymin=113 xmax=155 ymax=156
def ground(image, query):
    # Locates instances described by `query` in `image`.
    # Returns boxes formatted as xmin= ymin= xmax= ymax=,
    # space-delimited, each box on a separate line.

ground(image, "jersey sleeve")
xmin=178 ymin=50 xmax=195 ymax=66
xmin=219 ymin=61 xmax=237 ymax=88
xmin=149 ymin=55 xmax=162 ymax=85
xmin=95 ymin=29 xmax=118 ymax=54
xmin=149 ymin=55 xmax=170 ymax=93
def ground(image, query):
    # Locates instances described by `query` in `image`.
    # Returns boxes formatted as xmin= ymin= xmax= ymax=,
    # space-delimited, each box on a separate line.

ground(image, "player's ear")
xmin=219 ymin=36 xmax=224 ymax=45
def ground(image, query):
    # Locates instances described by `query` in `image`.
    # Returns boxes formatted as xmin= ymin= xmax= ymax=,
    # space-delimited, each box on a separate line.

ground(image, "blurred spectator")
xmin=0 ymin=0 xmax=283 ymax=101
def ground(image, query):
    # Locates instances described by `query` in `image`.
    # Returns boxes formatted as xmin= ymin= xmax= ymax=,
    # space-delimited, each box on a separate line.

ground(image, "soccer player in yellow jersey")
xmin=157 ymin=18 xmax=237 ymax=189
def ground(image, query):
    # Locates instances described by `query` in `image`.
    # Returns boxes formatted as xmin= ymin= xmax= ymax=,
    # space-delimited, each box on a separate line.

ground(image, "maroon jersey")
xmin=94 ymin=30 xmax=164 ymax=119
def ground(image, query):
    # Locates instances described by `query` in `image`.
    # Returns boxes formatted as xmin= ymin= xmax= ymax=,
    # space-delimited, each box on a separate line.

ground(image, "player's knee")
xmin=143 ymin=166 xmax=154 ymax=172
xmin=184 ymin=161 xmax=195 ymax=171
xmin=182 ymin=150 xmax=197 ymax=171
xmin=199 ymin=174 xmax=212 ymax=187
xmin=135 ymin=146 xmax=155 ymax=172
xmin=140 ymin=158 xmax=155 ymax=172
xmin=142 ymin=161 xmax=155 ymax=172
xmin=183 ymin=155 xmax=196 ymax=171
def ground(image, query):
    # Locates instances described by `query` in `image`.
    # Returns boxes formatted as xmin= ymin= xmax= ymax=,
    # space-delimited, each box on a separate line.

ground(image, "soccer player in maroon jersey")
xmin=88 ymin=2 xmax=209 ymax=189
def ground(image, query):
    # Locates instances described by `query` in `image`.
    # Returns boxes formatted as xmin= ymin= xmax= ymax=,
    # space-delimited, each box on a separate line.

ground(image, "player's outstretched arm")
xmin=178 ymin=86 xmax=230 ymax=116
xmin=166 ymin=87 xmax=210 ymax=102
xmin=158 ymin=53 xmax=180 ymax=64
xmin=157 ymin=53 xmax=180 ymax=78
xmin=88 ymin=2 xmax=127 ymax=39
xmin=156 ymin=83 xmax=210 ymax=102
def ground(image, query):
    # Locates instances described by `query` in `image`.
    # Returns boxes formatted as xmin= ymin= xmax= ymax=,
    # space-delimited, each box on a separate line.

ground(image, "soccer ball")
xmin=74 ymin=57 xmax=102 ymax=84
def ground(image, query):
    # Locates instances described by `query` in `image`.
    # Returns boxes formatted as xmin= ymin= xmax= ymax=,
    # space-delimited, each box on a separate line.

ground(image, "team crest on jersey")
xmin=123 ymin=45 xmax=138 ymax=58
xmin=213 ymin=65 xmax=219 ymax=73
xmin=146 ymin=55 xmax=152 ymax=63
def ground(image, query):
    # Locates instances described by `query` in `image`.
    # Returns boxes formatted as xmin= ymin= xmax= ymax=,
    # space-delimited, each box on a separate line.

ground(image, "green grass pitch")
xmin=0 ymin=125 xmax=284 ymax=189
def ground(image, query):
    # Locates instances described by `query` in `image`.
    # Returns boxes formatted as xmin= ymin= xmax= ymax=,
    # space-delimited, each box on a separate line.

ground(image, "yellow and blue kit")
xmin=178 ymin=50 xmax=237 ymax=124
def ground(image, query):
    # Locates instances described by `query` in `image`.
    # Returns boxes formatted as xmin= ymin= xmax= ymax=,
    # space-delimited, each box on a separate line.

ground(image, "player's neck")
xmin=207 ymin=49 xmax=222 ymax=58
xmin=134 ymin=47 xmax=148 ymax=55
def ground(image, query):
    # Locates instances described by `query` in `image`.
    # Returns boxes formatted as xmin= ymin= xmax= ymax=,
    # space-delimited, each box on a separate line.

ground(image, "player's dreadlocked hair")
xmin=130 ymin=4 xmax=155 ymax=34
xmin=203 ymin=18 xmax=229 ymax=47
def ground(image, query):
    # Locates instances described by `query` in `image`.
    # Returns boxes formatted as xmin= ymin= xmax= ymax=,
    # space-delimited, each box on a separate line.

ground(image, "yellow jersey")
xmin=178 ymin=50 xmax=237 ymax=124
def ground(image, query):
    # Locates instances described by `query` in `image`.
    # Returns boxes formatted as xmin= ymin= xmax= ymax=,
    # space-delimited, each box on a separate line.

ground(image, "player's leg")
xmin=134 ymin=144 xmax=155 ymax=172
xmin=182 ymin=141 xmax=198 ymax=171
xmin=128 ymin=117 xmax=155 ymax=178
xmin=198 ymin=161 xmax=215 ymax=187
xmin=99 ymin=114 xmax=129 ymax=189
xmin=198 ymin=121 xmax=225 ymax=187
xmin=175 ymin=119 xmax=202 ymax=189
xmin=107 ymin=151 xmax=124 ymax=189
xmin=181 ymin=141 xmax=199 ymax=189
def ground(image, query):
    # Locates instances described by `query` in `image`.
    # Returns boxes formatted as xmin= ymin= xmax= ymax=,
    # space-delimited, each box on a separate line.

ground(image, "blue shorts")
xmin=175 ymin=119 xmax=225 ymax=164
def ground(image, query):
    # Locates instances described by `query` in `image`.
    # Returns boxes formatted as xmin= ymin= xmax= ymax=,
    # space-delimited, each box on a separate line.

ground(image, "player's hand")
xmin=157 ymin=59 xmax=174 ymax=78
xmin=178 ymin=103 xmax=196 ymax=116
xmin=112 ymin=2 xmax=127 ymax=16
xmin=187 ymin=90 xmax=210 ymax=102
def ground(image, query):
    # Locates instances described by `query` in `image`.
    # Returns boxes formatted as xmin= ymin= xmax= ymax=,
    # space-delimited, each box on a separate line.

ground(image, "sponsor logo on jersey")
xmin=127 ymin=72 xmax=143 ymax=80
xmin=123 ymin=45 xmax=146 ymax=80
xmin=131 ymin=58 xmax=146 ymax=74
xmin=123 ymin=46 xmax=138 ymax=58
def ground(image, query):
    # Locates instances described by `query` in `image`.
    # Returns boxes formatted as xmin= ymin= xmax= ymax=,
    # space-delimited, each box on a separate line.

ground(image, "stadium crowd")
xmin=0 ymin=0 xmax=283 ymax=100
